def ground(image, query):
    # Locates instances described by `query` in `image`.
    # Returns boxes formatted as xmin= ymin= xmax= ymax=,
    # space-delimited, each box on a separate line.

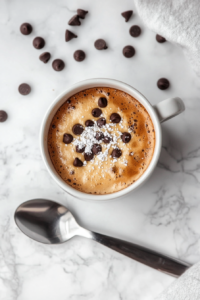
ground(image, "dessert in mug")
xmin=48 ymin=87 xmax=155 ymax=194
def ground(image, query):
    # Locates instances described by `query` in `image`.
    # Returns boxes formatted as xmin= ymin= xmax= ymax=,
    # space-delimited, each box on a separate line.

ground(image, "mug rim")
xmin=40 ymin=78 xmax=162 ymax=201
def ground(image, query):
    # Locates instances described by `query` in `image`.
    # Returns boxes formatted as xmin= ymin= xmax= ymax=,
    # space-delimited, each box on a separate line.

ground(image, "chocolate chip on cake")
xmin=73 ymin=157 xmax=83 ymax=167
xmin=52 ymin=59 xmax=65 ymax=71
xmin=156 ymin=34 xmax=166 ymax=43
xmin=121 ymin=10 xmax=133 ymax=22
xmin=92 ymin=144 xmax=102 ymax=155
xmin=68 ymin=15 xmax=81 ymax=26
xmin=98 ymin=97 xmax=107 ymax=108
xmin=97 ymin=117 xmax=106 ymax=128
xmin=95 ymin=131 xmax=104 ymax=140
xmin=72 ymin=124 xmax=84 ymax=135
xmin=129 ymin=25 xmax=141 ymax=37
xmin=74 ymin=50 xmax=86 ymax=62
xmin=77 ymin=9 xmax=88 ymax=19
xmin=157 ymin=78 xmax=170 ymax=90
xmin=85 ymin=120 xmax=94 ymax=127
xmin=20 ymin=23 xmax=32 ymax=35
xmin=65 ymin=30 xmax=77 ymax=42
xmin=103 ymin=136 xmax=112 ymax=144
xmin=123 ymin=45 xmax=135 ymax=58
xmin=110 ymin=113 xmax=121 ymax=123
xmin=92 ymin=108 xmax=102 ymax=117
xmin=84 ymin=152 xmax=94 ymax=161
xmin=39 ymin=52 xmax=51 ymax=63
xmin=121 ymin=132 xmax=131 ymax=143
xmin=94 ymin=39 xmax=107 ymax=50
xmin=18 ymin=83 xmax=31 ymax=95
xmin=76 ymin=145 xmax=85 ymax=153
xmin=33 ymin=37 xmax=45 ymax=49
xmin=111 ymin=148 xmax=122 ymax=158
xmin=63 ymin=133 xmax=73 ymax=144
xmin=0 ymin=110 xmax=8 ymax=122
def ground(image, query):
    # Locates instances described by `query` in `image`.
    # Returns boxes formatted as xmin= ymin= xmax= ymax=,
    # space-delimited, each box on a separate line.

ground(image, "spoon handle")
xmin=90 ymin=232 xmax=191 ymax=277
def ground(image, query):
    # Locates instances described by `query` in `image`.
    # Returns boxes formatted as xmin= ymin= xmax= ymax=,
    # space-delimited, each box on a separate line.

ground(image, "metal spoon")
xmin=14 ymin=199 xmax=191 ymax=277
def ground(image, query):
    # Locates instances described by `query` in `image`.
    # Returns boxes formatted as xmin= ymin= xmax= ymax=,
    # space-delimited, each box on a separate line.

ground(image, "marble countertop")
xmin=1 ymin=0 xmax=200 ymax=299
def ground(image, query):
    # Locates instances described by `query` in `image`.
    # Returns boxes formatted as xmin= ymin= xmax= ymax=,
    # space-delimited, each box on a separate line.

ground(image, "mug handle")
xmin=153 ymin=97 xmax=185 ymax=123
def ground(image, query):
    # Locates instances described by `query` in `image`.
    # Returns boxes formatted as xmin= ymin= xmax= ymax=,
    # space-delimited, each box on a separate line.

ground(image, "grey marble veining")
xmin=0 ymin=0 xmax=200 ymax=299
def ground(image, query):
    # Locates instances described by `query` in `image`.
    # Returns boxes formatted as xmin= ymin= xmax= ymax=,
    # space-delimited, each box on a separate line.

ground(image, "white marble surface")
xmin=0 ymin=0 xmax=200 ymax=299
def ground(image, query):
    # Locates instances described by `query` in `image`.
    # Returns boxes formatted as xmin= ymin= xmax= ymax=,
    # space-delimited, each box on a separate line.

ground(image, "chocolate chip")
xmin=103 ymin=136 xmax=112 ymax=144
xmin=121 ymin=132 xmax=131 ymax=143
xmin=156 ymin=34 xmax=166 ymax=43
xmin=18 ymin=83 xmax=31 ymax=95
xmin=157 ymin=78 xmax=170 ymax=90
xmin=74 ymin=50 xmax=86 ymax=62
xmin=52 ymin=125 xmax=56 ymax=129
xmin=92 ymin=144 xmax=102 ymax=155
xmin=76 ymin=145 xmax=85 ymax=153
xmin=98 ymin=97 xmax=107 ymax=108
xmin=95 ymin=131 xmax=104 ymax=140
xmin=110 ymin=113 xmax=121 ymax=123
xmin=52 ymin=59 xmax=65 ymax=71
xmin=72 ymin=124 xmax=84 ymax=135
xmin=123 ymin=45 xmax=135 ymax=58
xmin=129 ymin=25 xmax=141 ymax=37
xmin=85 ymin=120 xmax=94 ymax=127
xmin=92 ymin=108 xmax=102 ymax=117
xmin=65 ymin=30 xmax=77 ymax=42
xmin=63 ymin=133 xmax=73 ymax=144
xmin=67 ymin=100 xmax=71 ymax=104
xmin=97 ymin=117 xmax=106 ymax=128
xmin=73 ymin=158 xmax=83 ymax=167
xmin=94 ymin=39 xmax=107 ymax=50
xmin=68 ymin=15 xmax=81 ymax=26
xmin=84 ymin=152 xmax=94 ymax=161
xmin=33 ymin=37 xmax=45 ymax=49
xmin=77 ymin=9 xmax=88 ymax=19
xmin=0 ymin=110 xmax=8 ymax=122
xmin=121 ymin=10 xmax=133 ymax=22
xmin=39 ymin=52 xmax=51 ymax=63
xmin=111 ymin=148 xmax=122 ymax=158
xmin=20 ymin=23 xmax=32 ymax=35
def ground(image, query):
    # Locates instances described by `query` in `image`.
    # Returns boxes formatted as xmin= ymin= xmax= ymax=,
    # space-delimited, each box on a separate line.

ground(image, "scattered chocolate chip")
xmin=98 ymin=97 xmax=107 ymax=108
xmin=85 ymin=120 xmax=94 ymax=127
xmin=72 ymin=124 xmax=84 ymax=135
xmin=156 ymin=34 xmax=166 ymax=43
xmin=73 ymin=158 xmax=83 ymax=167
xmin=0 ymin=110 xmax=8 ymax=122
xmin=20 ymin=23 xmax=32 ymax=35
xmin=68 ymin=15 xmax=81 ymax=26
xmin=94 ymin=39 xmax=107 ymax=50
xmin=103 ymin=136 xmax=112 ymax=144
xmin=33 ymin=37 xmax=45 ymax=49
xmin=77 ymin=9 xmax=88 ymax=19
xmin=70 ymin=170 xmax=74 ymax=175
xmin=18 ymin=83 xmax=31 ymax=95
xmin=92 ymin=144 xmax=102 ymax=155
xmin=74 ymin=50 xmax=85 ymax=62
xmin=129 ymin=25 xmax=141 ymax=37
xmin=76 ymin=145 xmax=85 ymax=153
xmin=67 ymin=100 xmax=71 ymax=104
xmin=121 ymin=132 xmax=131 ymax=143
xmin=95 ymin=131 xmax=104 ymax=140
xmin=129 ymin=124 xmax=134 ymax=131
xmin=84 ymin=152 xmax=94 ymax=161
xmin=121 ymin=10 xmax=133 ymax=22
xmin=111 ymin=148 xmax=122 ymax=158
xmin=39 ymin=52 xmax=51 ymax=63
xmin=92 ymin=108 xmax=102 ymax=117
xmin=65 ymin=30 xmax=77 ymax=42
xmin=110 ymin=113 xmax=121 ymax=123
xmin=123 ymin=45 xmax=135 ymax=58
xmin=52 ymin=59 xmax=65 ymax=71
xmin=52 ymin=125 xmax=56 ymax=129
xmin=97 ymin=117 xmax=106 ymax=128
xmin=157 ymin=78 xmax=170 ymax=90
xmin=63 ymin=133 xmax=73 ymax=144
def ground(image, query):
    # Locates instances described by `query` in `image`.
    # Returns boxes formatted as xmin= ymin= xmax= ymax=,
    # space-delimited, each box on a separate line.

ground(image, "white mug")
xmin=40 ymin=79 xmax=185 ymax=201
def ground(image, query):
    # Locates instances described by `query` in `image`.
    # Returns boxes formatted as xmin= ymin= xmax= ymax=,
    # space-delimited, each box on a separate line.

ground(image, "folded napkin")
xmin=134 ymin=0 xmax=200 ymax=77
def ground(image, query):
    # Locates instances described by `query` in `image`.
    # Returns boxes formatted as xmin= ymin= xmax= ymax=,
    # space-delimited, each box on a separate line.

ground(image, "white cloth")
xmin=134 ymin=0 xmax=200 ymax=77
